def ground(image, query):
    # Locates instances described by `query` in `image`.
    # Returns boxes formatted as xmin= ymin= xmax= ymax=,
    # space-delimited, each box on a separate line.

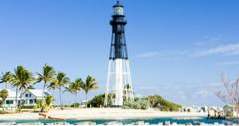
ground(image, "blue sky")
xmin=0 ymin=0 xmax=239 ymax=106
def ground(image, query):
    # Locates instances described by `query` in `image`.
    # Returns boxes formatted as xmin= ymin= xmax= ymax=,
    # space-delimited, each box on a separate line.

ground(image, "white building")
xmin=223 ymin=105 xmax=239 ymax=118
xmin=182 ymin=106 xmax=209 ymax=113
xmin=2 ymin=89 xmax=49 ymax=108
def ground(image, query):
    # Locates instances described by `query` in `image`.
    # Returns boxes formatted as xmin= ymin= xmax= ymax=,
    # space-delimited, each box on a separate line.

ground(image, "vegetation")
xmin=37 ymin=64 xmax=56 ymax=95
xmin=124 ymin=98 xmax=149 ymax=109
xmin=81 ymin=76 xmax=98 ymax=103
xmin=147 ymin=95 xmax=181 ymax=111
xmin=0 ymin=89 xmax=8 ymax=108
xmin=0 ymin=72 xmax=13 ymax=88
xmin=34 ymin=95 xmax=54 ymax=112
xmin=49 ymin=72 xmax=70 ymax=109
xmin=123 ymin=84 xmax=133 ymax=102
xmin=87 ymin=94 xmax=113 ymax=107
xmin=87 ymin=94 xmax=181 ymax=111
xmin=0 ymin=64 xmax=99 ymax=112
xmin=0 ymin=66 xmax=35 ymax=111
xmin=44 ymin=95 xmax=54 ymax=112
xmin=36 ymin=64 xmax=56 ymax=112
xmin=66 ymin=79 xmax=82 ymax=107
xmin=70 ymin=103 xmax=80 ymax=108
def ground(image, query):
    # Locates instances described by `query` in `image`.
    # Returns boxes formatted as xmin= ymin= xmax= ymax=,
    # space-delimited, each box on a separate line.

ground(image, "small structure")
xmin=182 ymin=107 xmax=195 ymax=112
xmin=223 ymin=105 xmax=238 ymax=118
xmin=182 ymin=106 xmax=205 ymax=112
xmin=21 ymin=89 xmax=50 ymax=107
xmin=208 ymin=107 xmax=224 ymax=119
xmin=200 ymin=106 xmax=208 ymax=113
xmin=2 ymin=89 xmax=49 ymax=109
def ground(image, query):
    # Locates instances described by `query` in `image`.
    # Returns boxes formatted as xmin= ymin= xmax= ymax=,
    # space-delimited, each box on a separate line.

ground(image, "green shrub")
xmin=147 ymin=95 xmax=181 ymax=111
xmin=87 ymin=94 xmax=181 ymax=111
xmin=0 ymin=89 xmax=8 ymax=107
xmin=87 ymin=94 xmax=113 ymax=107
xmin=70 ymin=103 xmax=80 ymax=108
xmin=21 ymin=106 xmax=35 ymax=109
xmin=34 ymin=95 xmax=54 ymax=112
xmin=123 ymin=98 xmax=149 ymax=110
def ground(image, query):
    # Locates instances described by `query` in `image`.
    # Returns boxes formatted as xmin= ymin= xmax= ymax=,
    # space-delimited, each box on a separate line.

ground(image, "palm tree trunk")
xmin=75 ymin=93 xmax=78 ymax=108
xmin=85 ymin=93 xmax=88 ymax=102
xmin=42 ymin=83 xmax=46 ymax=106
xmin=43 ymin=83 xmax=46 ymax=97
xmin=85 ymin=92 xmax=88 ymax=108
xmin=19 ymin=90 xmax=27 ymax=111
xmin=59 ymin=87 xmax=62 ymax=109
xmin=15 ymin=88 xmax=19 ymax=110
xmin=19 ymin=91 xmax=23 ymax=111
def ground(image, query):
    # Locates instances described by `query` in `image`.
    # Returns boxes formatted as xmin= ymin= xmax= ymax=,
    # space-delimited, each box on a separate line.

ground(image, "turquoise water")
xmin=0 ymin=117 xmax=238 ymax=125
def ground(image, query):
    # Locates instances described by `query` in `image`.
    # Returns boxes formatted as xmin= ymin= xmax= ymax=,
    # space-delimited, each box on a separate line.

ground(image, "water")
xmin=0 ymin=117 xmax=238 ymax=125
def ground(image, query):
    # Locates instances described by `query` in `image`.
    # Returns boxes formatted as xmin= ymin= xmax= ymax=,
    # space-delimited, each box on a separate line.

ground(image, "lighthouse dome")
xmin=113 ymin=1 xmax=124 ymax=16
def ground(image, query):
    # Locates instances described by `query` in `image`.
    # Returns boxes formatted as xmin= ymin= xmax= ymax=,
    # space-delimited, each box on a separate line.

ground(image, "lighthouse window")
xmin=117 ymin=25 xmax=122 ymax=32
xmin=6 ymin=100 xmax=13 ymax=104
xmin=114 ymin=7 xmax=123 ymax=15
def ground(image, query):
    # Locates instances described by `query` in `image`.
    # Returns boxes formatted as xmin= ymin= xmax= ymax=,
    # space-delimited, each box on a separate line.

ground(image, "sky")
xmin=0 ymin=0 xmax=239 ymax=106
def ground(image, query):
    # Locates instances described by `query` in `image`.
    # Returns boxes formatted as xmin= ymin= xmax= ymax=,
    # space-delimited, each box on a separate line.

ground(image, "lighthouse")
xmin=104 ymin=1 xmax=134 ymax=107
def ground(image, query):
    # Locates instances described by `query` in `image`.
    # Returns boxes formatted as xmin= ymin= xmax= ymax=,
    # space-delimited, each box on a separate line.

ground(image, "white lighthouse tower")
xmin=104 ymin=1 xmax=134 ymax=107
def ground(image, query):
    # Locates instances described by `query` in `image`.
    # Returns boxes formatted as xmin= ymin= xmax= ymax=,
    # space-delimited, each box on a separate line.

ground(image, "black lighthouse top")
xmin=109 ymin=1 xmax=128 ymax=60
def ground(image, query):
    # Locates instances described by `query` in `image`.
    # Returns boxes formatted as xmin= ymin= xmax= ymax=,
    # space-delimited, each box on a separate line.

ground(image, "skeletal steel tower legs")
xmin=104 ymin=59 xmax=134 ymax=107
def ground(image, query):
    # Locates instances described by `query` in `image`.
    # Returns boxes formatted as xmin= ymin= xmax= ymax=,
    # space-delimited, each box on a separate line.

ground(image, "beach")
xmin=48 ymin=108 xmax=207 ymax=120
xmin=0 ymin=108 xmax=207 ymax=120
xmin=47 ymin=108 xmax=207 ymax=120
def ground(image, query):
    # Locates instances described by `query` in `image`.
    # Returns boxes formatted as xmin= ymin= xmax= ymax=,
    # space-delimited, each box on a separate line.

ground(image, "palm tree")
xmin=14 ymin=66 xmax=35 ymax=109
xmin=36 ymin=64 xmax=56 ymax=98
xmin=3 ymin=66 xmax=35 ymax=110
xmin=45 ymin=95 xmax=54 ymax=111
xmin=124 ymin=84 xmax=134 ymax=102
xmin=35 ymin=95 xmax=54 ymax=112
xmin=0 ymin=72 xmax=13 ymax=89
xmin=81 ymin=76 xmax=98 ymax=104
xmin=0 ymin=89 xmax=9 ymax=110
xmin=49 ymin=72 xmax=69 ymax=109
xmin=66 ymin=79 xmax=82 ymax=107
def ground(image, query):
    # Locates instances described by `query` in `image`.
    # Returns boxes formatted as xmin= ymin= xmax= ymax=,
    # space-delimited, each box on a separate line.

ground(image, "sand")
xmin=0 ymin=108 xmax=207 ymax=120
xmin=47 ymin=108 xmax=207 ymax=120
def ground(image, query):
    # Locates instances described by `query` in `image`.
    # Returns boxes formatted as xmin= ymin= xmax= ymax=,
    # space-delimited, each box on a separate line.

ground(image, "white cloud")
xmin=193 ymin=43 xmax=239 ymax=57
xmin=136 ymin=50 xmax=188 ymax=59
xmin=193 ymin=36 xmax=221 ymax=47
xmin=218 ymin=61 xmax=239 ymax=65
xmin=136 ymin=51 xmax=161 ymax=58
xmin=195 ymin=90 xmax=210 ymax=98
